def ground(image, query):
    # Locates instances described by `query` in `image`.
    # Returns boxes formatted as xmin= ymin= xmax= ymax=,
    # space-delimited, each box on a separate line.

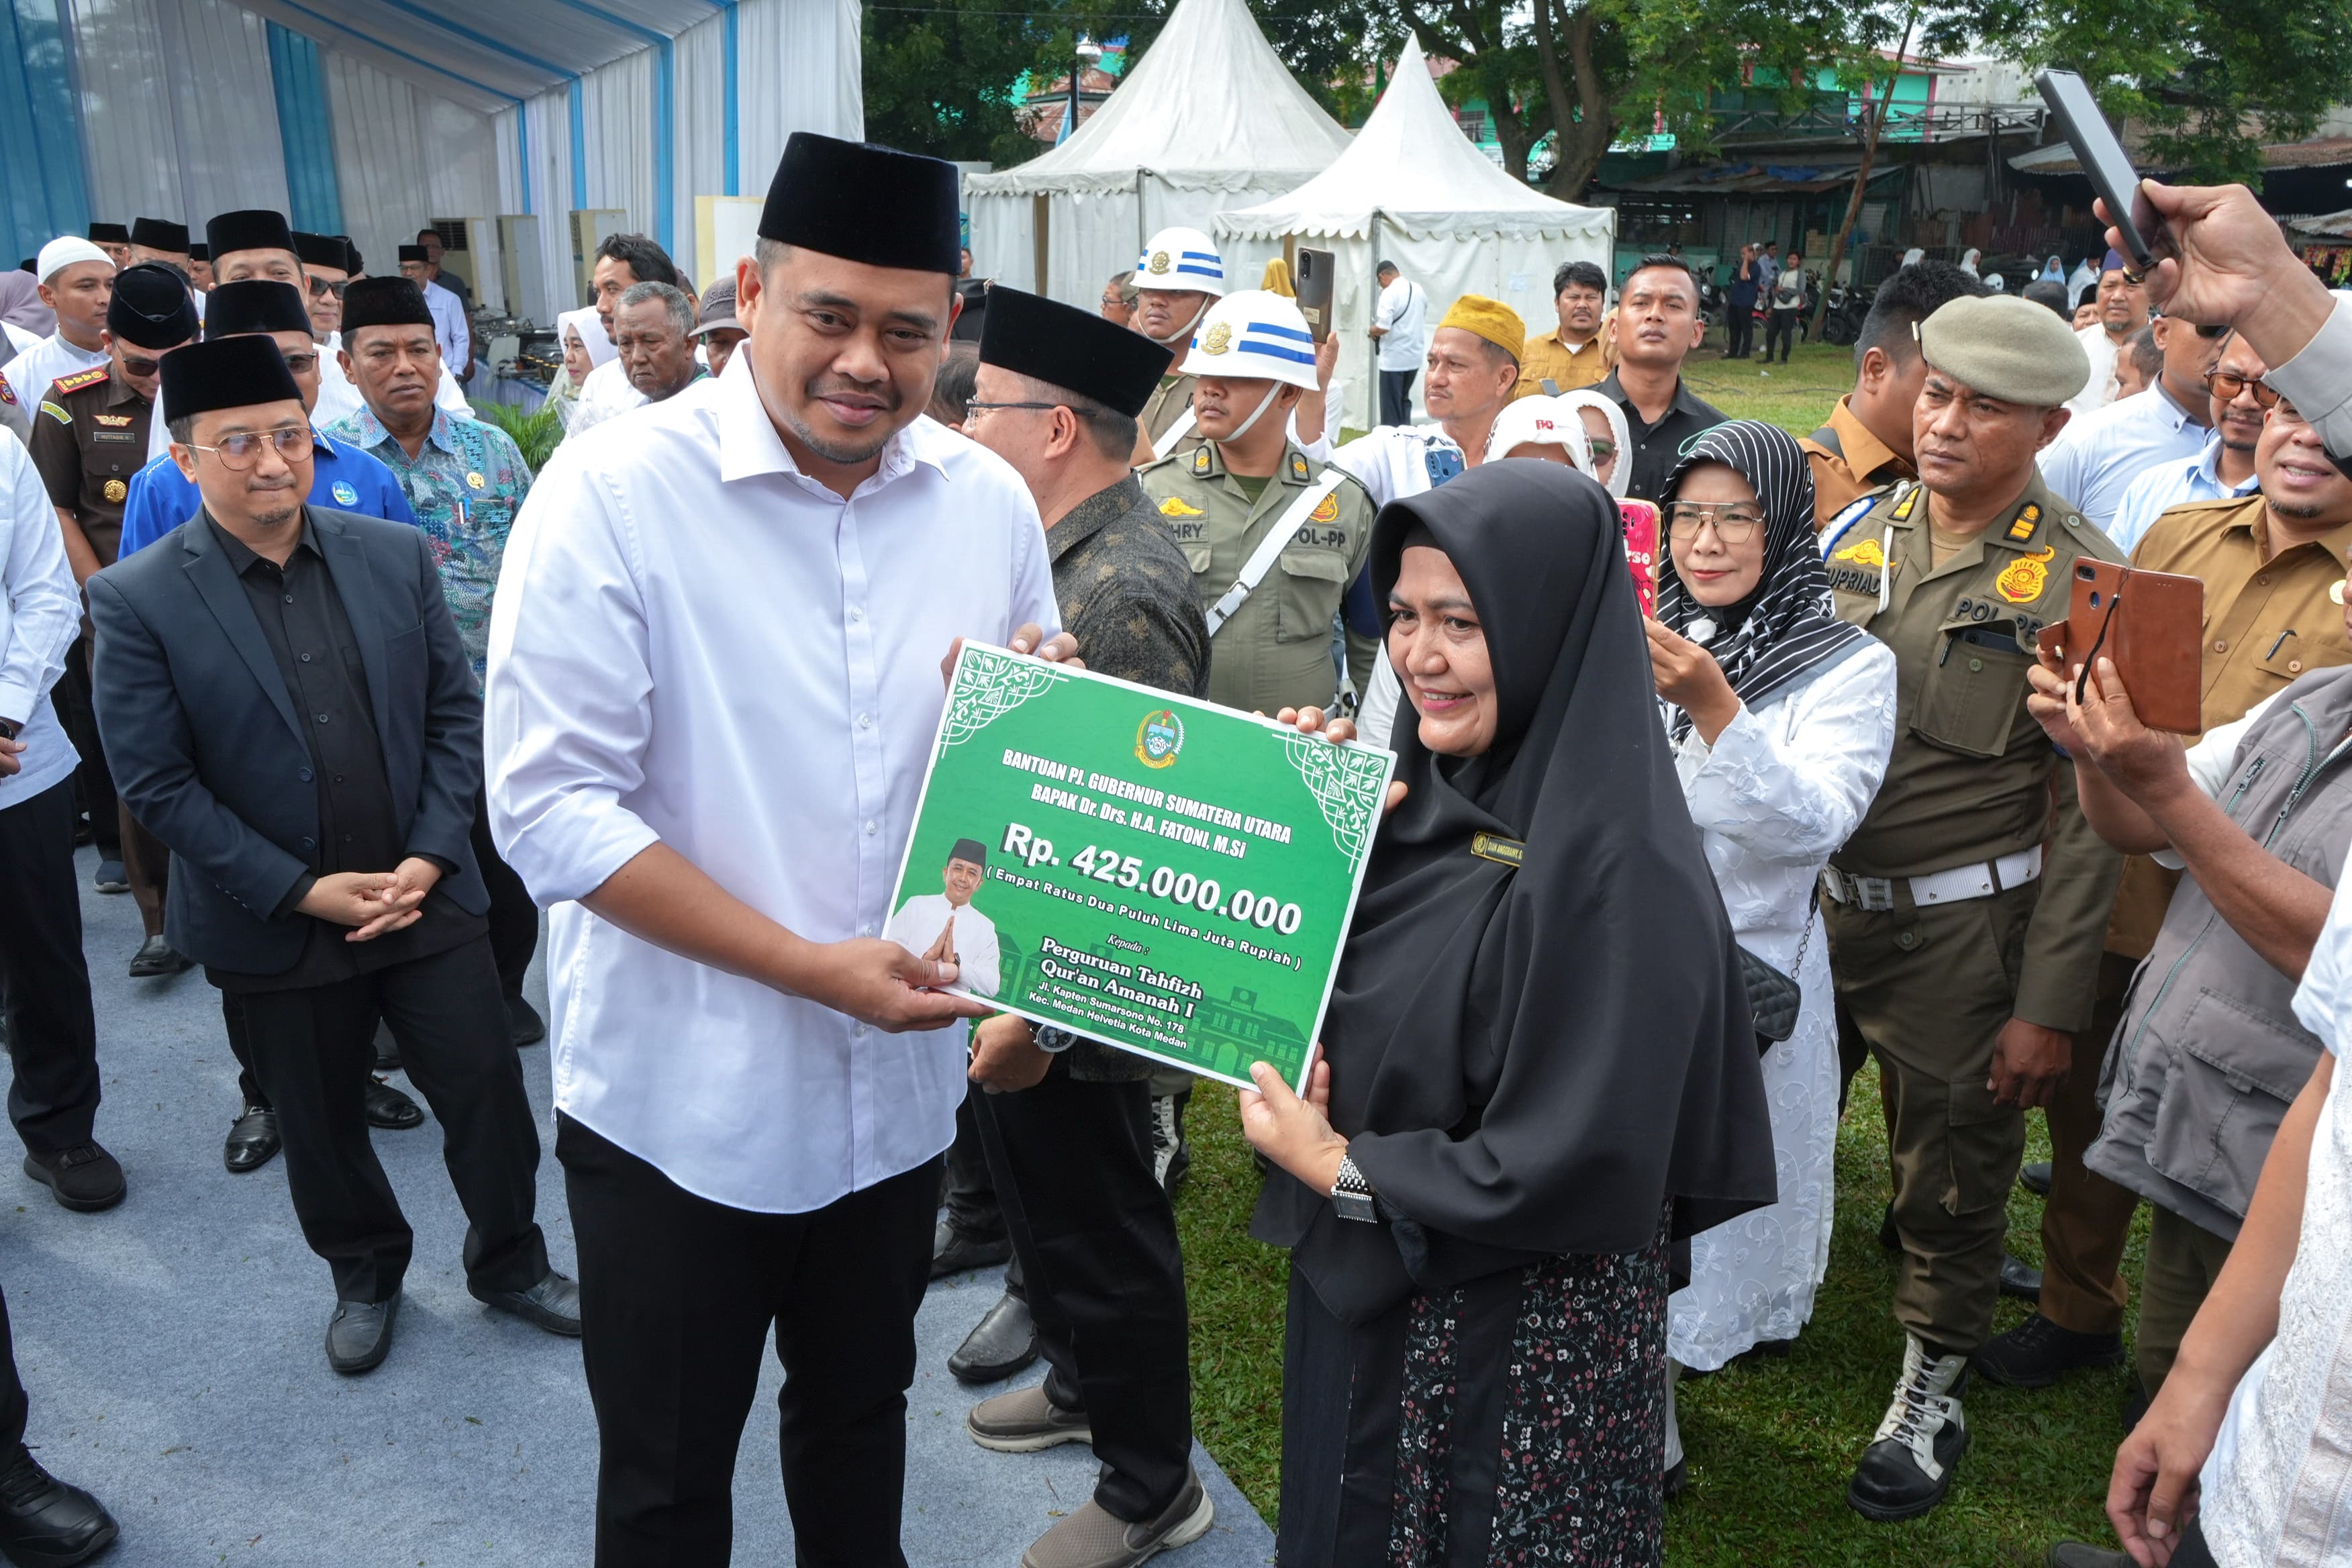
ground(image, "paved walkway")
xmin=4 ymin=847 xmax=1275 ymax=1565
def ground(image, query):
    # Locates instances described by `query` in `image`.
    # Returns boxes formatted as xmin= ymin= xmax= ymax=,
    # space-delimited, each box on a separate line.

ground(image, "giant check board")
xmin=888 ymin=644 xmax=1393 ymax=1091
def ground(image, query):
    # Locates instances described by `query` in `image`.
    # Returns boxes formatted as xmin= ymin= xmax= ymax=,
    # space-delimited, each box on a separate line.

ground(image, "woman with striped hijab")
xmin=1645 ymin=421 xmax=1901 ymax=1492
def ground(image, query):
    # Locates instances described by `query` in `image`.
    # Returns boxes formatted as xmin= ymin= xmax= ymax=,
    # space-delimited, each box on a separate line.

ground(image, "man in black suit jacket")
xmin=86 ymin=335 xmax=577 ymax=1376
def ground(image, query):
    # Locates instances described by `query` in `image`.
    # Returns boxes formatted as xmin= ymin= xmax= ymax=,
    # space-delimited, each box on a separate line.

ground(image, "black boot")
xmin=0 ymin=1444 xmax=118 ymax=1565
xmin=1847 ymin=1336 xmax=1970 ymax=1522
xmin=1973 ymin=1312 xmax=2125 ymax=1388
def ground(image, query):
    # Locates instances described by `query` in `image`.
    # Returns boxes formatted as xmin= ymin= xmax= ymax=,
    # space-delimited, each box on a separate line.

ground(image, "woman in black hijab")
xmin=1241 ymin=460 xmax=1777 ymax=1565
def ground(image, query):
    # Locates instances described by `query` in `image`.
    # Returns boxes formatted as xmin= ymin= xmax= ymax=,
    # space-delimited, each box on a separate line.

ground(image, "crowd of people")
xmin=0 ymin=128 xmax=2348 ymax=1568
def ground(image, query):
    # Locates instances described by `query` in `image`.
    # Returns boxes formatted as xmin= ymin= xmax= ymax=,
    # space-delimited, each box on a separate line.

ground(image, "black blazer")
xmin=87 ymin=505 xmax=488 ymax=975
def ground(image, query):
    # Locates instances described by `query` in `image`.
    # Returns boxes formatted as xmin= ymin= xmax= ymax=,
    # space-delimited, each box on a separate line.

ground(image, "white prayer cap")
xmin=36 ymin=238 xmax=112 ymax=283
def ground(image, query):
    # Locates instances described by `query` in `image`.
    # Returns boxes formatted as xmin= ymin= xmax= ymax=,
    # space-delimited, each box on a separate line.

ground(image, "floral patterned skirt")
xmin=1277 ymin=1217 xmax=1671 ymax=1568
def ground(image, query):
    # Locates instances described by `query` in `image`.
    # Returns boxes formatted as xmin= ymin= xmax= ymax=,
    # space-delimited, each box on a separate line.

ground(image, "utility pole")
xmin=1814 ymin=11 xmax=1915 ymax=339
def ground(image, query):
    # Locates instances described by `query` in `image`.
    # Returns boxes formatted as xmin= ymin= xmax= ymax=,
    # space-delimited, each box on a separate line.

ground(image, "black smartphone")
xmin=1294 ymin=246 xmax=1336 ymax=342
xmin=2035 ymin=68 xmax=2161 ymax=271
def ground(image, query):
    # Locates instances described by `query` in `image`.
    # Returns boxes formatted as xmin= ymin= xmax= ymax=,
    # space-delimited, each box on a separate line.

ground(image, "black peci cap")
xmin=203 ymin=281 xmax=310 ymax=340
xmin=397 ymin=244 xmax=430 ymax=264
xmin=130 ymin=217 xmax=188 ymax=253
xmin=339 ymin=277 xmax=435 ymax=334
xmin=87 ymin=222 xmax=130 ymax=245
xmin=948 ymin=838 xmax=988 ymax=867
xmin=292 ymin=232 xmax=348 ymax=271
xmin=187 ymin=243 xmax=209 ymax=262
xmin=978 ymin=286 xmax=1173 ymax=419
xmin=205 ymin=209 xmax=295 ymax=261
xmin=758 ymin=132 xmax=961 ymax=277
xmin=105 ymin=263 xmax=199 ymax=350
xmin=160 ymin=334 xmax=303 ymax=423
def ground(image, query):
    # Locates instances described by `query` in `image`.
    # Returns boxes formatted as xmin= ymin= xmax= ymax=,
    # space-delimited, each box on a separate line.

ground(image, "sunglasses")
xmin=118 ymin=354 xmax=164 ymax=379
xmin=2202 ymin=370 xmax=2280 ymax=407
xmin=1586 ymin=437 xmax=1618 ymax=462
xmin=306 ymin=277 xmax=348 ymax=299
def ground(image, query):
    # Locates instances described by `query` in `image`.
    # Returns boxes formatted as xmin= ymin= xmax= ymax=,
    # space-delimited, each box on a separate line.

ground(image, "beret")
xmin=1436 ymin=295 xmax=1526 ymax=364
xmin=105 ymin=263 xmax=199 ymax=350
xmin=759 ymin=132 xmax=961 ymax=277
xmin=160 ymin=334 xmax=303 ymax=422
xmin=207 ymin=209 xmax=295 ymax=260
xmin=979 ymin=285 xmax=1171 ymax=418
xmin=203 ymin=281 xmax=309 ymax=340
xmin=130 ymin=217 xmax=187 ymax=253
xmin=36 ymin=238 xmax=110 ymax=282
xmin=340 ymin=277 xmax=436 ymax=334
xmin=1918 ymin=293 xmax=2091 ymax=408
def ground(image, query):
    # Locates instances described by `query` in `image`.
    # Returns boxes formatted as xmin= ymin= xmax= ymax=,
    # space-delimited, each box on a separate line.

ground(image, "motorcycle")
xmin=1818 ymin=283 xmax=1869 ymax=346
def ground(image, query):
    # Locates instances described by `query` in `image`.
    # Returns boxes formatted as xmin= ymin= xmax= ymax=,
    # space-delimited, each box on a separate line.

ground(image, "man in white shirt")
xmin=487 ymin=132 xmax=1073 ymax=1563
xmin=562 ymin=233 xmax=685 ymax=440
xmin=1371 ymin=259 xmax=1428 ymax=427
xmin=2038 ymin=309 xmax=2225 ymax=533
xmin=2067 ymin=250 xmax=2152 ymax=417
xmin=397 ymin=246 xmax=470 ymax=385
xmin=883 ymin=838 xmax=1000 ymax=997
xmin=0 ymin=431 xmax=116 ymax=1568
xmin=2105 ymin=334 xmax=2267 ymax=553
xmin=0 ymin=238 xmax=114 ymax=444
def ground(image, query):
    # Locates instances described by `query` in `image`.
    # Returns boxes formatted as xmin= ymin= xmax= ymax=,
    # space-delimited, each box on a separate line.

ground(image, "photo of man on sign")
xmin=886 ymin=837 xmax=1001 ymax=997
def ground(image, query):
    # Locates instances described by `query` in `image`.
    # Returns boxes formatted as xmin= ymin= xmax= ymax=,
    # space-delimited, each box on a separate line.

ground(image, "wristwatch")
xmin=0 ymin=718 xmax=19 ymax=742
xmin=1329 ymin=1153 xmax=1377 ymax=1223
xmin=1033 ymin=1024 xmax=1078 ymax=1055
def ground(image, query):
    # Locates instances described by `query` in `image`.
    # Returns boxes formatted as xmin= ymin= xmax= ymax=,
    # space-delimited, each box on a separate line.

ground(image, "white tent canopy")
xmin=1216 ymin=37 xmax=1615 ymax=432
xmin=964 ymin=0 xmax=1350 ymax=306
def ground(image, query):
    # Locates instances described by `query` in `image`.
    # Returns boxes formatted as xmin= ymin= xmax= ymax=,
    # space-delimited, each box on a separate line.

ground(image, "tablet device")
xmin=2065 ymin=559 xmax=2204 ymax=734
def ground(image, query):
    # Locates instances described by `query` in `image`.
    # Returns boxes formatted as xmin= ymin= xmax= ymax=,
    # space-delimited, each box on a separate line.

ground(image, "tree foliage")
xmin=862 ymin=0 xmax=1069 ymax=168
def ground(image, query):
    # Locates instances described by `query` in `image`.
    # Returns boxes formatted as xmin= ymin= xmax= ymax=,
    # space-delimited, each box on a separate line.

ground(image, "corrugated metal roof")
xmin=1597 ymin=159 xmax=1903 ymax=196
xmin=2011 ymin=136 xmax=2352 ymax=176
xmin=236 ymin=0 xmax=722 ymax=111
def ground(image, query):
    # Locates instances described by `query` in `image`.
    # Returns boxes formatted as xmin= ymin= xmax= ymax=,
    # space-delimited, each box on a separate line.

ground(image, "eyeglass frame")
xmin=181 ymin=424 xmax=315 ymax=471
xmin=305 ymin=276 xmax=348 ymax=299
xmin=964 ymin=399 xmax=1103 ymax=424
xmin=1662 ymin=499 xmax=1765 ymax=544
xmin=2201 ymin=369 xmax=2281 ymax=409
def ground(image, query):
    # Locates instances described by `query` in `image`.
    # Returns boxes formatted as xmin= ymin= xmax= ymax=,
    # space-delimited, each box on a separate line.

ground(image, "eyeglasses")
xmin=965 ymin=399 xmax=1091 ymax=423
xmin=305 ymin=277 xmax=347 ymax=299
xmin=1664 ymin=501 xmax=1764 ymax=543
xmin=118 ymin=354 xmax=164 ymax=379
xmin=185 ymin=426 xmax=312 ymax=470
xmin=1585 ymin=437 xmax=1618 ymax=462
xmin=2202 ymin=370 xmax=2281 ymax=407
xmin=2194 ymin=322 xmax=2230 ymax=340
xmin=280 ymin=351 xmax=319 ymax=375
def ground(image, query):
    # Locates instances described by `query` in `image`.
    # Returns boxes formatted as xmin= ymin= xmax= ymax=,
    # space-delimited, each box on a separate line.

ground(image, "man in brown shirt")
xmin=26 ymin=263 xmax=195 ymax=918
xmin=1804 ymin=260 xmax=1986 ymax=526
xmin=1976 ymin=385 xmax=2352 ymax=1396
xmin=1514 ymin=259 xmax=1610 ymax=397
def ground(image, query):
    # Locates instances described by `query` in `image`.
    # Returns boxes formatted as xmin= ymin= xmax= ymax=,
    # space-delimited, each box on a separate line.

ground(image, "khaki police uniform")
xmin=1139 ymin=439 xmax=1375 ymax=719
xmin=27 ymin=364 xmax=151 ymax=569
xmin=1818 ymin=473 xmax=2125 ymax=1356
xmin=1136 ymin=371 xmax=1204 ymax=462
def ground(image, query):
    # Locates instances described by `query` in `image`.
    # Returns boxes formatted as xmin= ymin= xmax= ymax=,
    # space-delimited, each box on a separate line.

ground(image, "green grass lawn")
xmin=1173 ymin=341 xmax=2145 ymax=1559
xmin=1177 ymin=1070 xmax=2153 ymax=1565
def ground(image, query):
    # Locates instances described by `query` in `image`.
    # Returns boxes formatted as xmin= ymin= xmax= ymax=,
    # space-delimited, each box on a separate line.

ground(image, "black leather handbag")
xmin=1738 ymin=906 xmax=1815 ymax=1050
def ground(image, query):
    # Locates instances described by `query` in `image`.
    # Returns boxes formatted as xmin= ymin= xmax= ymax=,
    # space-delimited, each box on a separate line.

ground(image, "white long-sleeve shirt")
xmin=884 ymin=893 xmax=1001 ymax=999
xmin=485 ymin=355 xmax=1059 ymax=1214
xmin=562 ymin=358 xmax=648 ymax=438
xmin=0 ymin=430 xmax=81 ymax=808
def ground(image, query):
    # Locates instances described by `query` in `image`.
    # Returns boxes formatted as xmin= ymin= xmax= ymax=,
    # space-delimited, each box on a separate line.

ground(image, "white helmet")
xmin=1177 ymin=290 xmax=1317 ymax=390
xmin=1134 ymin=227 xmax=1226 ymax=297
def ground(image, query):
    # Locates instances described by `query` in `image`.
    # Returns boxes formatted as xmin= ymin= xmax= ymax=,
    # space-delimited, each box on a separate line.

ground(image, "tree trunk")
xmin=1533 ymin=1 xmax=1614 ymax=199
xmin=1814 ymin=12 xmax=1914 ymax=338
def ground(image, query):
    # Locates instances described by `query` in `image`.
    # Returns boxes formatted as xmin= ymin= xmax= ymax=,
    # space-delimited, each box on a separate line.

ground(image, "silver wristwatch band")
xmin=1330 ymin=1153 xmax=1377 ymax=1222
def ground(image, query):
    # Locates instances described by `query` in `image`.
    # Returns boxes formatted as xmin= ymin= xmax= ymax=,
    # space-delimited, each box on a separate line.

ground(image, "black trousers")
xmin=1725 ymin=307 xmax=1755 ymax=358
xmin=975 ymin=1066 xmax=1191 ymax=1522
xmin=49 ymin=641 xmax=116 ymax=859
xmin=0 ymin=1281 xmax=26 ymax=1453
xmin=942 ymin=1091 xmax=1003 ymax=1242
xmin=473 ymin=787 xmax=537 ymax=996
xmin=224 ymin=934 xmax=547 ymax=1303
xmin=1379 ymin=369 xmax=1418 ymax=428
xmin=558 ymin=1114 xmax=939 ymax=1568
xmin=1765 ymin=307 xmax=1801 ymax=359
xmin=0 ymin=779 xmax=101 ymax=1154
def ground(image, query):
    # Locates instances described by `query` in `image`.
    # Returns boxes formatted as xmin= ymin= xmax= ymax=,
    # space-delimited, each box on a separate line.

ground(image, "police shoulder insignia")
xmin=1159 ymin=496 xmax=1205 ymax=519
xmin=1890 ymin=484 xmax=1920 ymax=522
xmin=1996 ymin=544 xmax=2057 ymax=604
xmin=2006 ymin=501 xmax=2041 ymax=542
xmin=36 ymin=401 xmax=68 ymax=426
xmin=1289 ymin=452 xmax=1308 ymax=481
xmin=1191 ymin=447 xmax=1212 ymax=475
xmin=1308 ymin=492 xmax=1340 ymax=525
xmin=54 ymin=367 xmax=107 ymax=394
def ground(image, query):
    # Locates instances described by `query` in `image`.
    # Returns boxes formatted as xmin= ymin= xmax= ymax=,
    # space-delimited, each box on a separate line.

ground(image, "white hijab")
xmin=1553 ymin=391 xmax=1632 ymax=499
xmin=560 ymin=305 xmax=617 ymax=370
